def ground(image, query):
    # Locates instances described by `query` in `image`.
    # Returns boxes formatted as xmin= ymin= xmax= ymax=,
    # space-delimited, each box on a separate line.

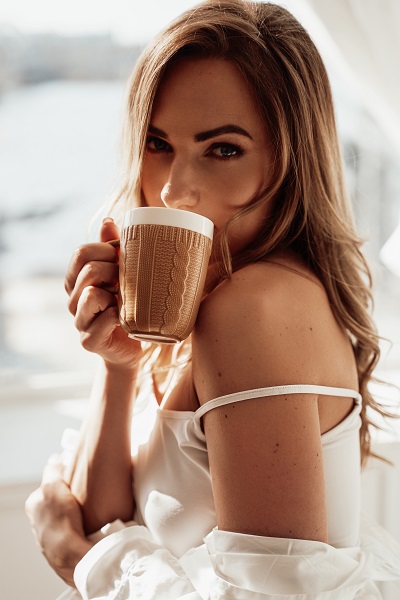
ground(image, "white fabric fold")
xmin=54 ymin=512 xmax=400 ymax=600
xmin=74 ymin=523 xmax=198 ymax=600
xmin=180 ymin=517 xmax=389 ymax=599
xmin=181 ymin=512 xmax=400 ymax=599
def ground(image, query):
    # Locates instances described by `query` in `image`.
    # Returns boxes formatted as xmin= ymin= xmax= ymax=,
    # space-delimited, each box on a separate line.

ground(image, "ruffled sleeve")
xmin=181 ymin=513 xmax=400 ymax=599
xmin=58 ymin=513 xmax=400 ymax=600
xmin=74 ymin=522 xmax=199 ymax=600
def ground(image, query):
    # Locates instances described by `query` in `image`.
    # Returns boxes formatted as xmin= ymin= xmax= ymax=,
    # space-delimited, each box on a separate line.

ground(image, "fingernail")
xmin=103 ymin=217 xmax=114 ymax=224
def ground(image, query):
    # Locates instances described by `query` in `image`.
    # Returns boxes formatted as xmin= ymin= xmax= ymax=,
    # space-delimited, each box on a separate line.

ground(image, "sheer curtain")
xmin=300 ymin=0 xmax=400 ymax=272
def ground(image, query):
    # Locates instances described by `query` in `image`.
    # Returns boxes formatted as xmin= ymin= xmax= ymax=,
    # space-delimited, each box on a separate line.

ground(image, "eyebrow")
xmin=148 ymin=124 xmax=253 ymax=142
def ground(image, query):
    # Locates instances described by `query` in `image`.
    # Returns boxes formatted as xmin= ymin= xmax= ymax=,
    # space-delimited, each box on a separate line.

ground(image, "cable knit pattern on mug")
xmin=119 ymin=224 xmax=212 ymax=343
xmin=161 ymin=228 xmax=192 ymax=339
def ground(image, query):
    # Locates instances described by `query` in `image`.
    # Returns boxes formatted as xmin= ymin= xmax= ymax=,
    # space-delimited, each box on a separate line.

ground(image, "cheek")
xmin=211 ymin=170 xmax=249 ymax=202
xmin=228 ymin=204 xmax=270 ymax=254
xmin=141 ymin=162 xmax=163 ymax=205
xmin=219 ymin=175 xmax=262 ymax=211
xmin=225 ymin=156 xmax=268 ymax=198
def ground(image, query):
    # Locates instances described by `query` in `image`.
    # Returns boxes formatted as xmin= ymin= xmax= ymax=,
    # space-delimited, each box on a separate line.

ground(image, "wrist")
xmin=62 ymin=529 xmax=93 ymax=569
xmin=89 ymin=360 xmax=138 ymax=413
xmin=47 ymin=525 xmax=93 ymax=586
xmin=103 ymin=359 xmax=139 ymax=377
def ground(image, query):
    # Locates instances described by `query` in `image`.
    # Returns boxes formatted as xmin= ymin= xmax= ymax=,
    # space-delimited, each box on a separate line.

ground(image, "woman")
xmin=26 ymin=1 xmax=400 ymax=598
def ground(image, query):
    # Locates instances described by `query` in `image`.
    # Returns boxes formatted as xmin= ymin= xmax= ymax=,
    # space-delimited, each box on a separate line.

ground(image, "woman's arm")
xmin=63 ymin=218 xmax=142 ymax=534
xmin=192 ymin=263 xmax=331 ymax=542
xmin=64 ymin=362 xmax=138 ymax=534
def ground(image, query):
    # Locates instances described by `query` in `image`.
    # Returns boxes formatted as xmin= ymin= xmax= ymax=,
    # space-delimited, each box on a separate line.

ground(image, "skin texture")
xmin=25 ymin=57 xmax=359 ymax=585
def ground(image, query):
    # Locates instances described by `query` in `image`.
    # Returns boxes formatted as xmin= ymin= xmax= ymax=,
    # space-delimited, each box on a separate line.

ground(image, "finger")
xmin=100 ymin=217 xmax=120 ymax=243
xmin=74 ymin=285 xmax=118 ymax=332
xmin=68 ymin=260 xmax=119 ymax=316
xmin=79 ymin=305 xmax=121 ymax=353
xmin=65 ymin=242 xmax=118 ymax=296
xmin=41 ymin=456 xmax=65 ymax=484
xmin=47 ymin=453 xmax=63 ymax=466
xmin=25 ymin=487 xmax=43 ymax=522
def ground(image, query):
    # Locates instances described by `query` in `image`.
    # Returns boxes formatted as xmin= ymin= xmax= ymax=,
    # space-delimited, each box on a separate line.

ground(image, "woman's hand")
xmin=25 ymin=457 xmax=93 ymax=588
xmin=65 ymin=218 xmax=141 ymax=370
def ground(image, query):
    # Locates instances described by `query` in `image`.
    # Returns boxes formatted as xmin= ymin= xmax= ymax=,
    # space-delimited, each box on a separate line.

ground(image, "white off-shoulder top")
xmin=59 ymin=377 xmax=400 ymax=600
xmin=132 ymin=379 xmax=363 ymax=557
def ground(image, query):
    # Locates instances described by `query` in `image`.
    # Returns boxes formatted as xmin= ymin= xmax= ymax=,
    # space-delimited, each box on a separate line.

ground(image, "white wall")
xmin=0 ymin=394 xmax=88 ymax=600
xmin=0 ymin=482 xmax=66 ymax=600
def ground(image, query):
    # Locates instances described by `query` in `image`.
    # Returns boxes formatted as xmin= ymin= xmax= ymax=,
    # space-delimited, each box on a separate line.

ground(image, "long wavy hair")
xmin=105 ymin=0 xmax=392 ymax=464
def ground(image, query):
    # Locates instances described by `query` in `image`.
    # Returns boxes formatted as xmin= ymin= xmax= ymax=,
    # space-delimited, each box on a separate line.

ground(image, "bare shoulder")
xmin=199 ymin=256 xmax=328 ymax=324
xmin=193 ymin=257 xmax=355 ymax=402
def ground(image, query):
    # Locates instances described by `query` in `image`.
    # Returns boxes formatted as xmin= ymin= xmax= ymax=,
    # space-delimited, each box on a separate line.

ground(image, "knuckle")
xmin=65 ymin=244 xmax=93 ymax=296
xmin=24 ymin=494 xmax=34 ymax=516
xmin=81 ymin=284 xmax=99 ymax=304
xmin=67 ymin=295 xmax=76 ymax=315
xmin=74 ymin=286 xmax=93 ymax=313
xmin=40 ymin=480 xmax=53 ymax=497
xmin=84 ymin=260 xmax=97 ymax=280
xmin=80 ymin=331 xmax=95 ymax=351
xmin=64 ymin=275 xmax=72 ymax=295
xmin=86 ymin=285 xmax=116 ymax=309
xmin=25 ymin=488 xmax=42 ymax=515
xmin=83 ymin=261 xmax=113 ymax=290
xmin=74 ymin=244 xmax=91 ymax=265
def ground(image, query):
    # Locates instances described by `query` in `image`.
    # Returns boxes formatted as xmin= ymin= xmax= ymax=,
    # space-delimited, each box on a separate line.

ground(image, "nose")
xmin=160 ymin=158 xmax=199 ymax=211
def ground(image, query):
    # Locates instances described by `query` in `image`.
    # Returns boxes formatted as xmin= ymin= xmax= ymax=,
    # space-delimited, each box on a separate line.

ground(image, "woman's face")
xmin=141 ymin=57 xmax=273 ymax=253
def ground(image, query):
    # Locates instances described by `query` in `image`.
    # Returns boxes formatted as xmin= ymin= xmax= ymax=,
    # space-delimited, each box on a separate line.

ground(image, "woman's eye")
xmin=146 ymin=136 xmax=172 ymax=153
xmin=210 ymin=143 xmax=244 ymax=160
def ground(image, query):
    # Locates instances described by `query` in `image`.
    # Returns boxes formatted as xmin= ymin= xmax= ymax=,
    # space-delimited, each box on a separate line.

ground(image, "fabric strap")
xmin=194 ymin=384 xmax=361 ymax=422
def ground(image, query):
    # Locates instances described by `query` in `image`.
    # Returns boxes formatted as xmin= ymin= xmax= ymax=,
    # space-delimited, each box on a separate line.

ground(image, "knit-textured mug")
xmin=118 ymin=207 xmax=214 ymax=344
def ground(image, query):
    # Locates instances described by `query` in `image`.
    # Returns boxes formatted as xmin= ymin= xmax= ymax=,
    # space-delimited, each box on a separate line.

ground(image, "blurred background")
xmin=0 ymin=1 xmax=399 ymax=598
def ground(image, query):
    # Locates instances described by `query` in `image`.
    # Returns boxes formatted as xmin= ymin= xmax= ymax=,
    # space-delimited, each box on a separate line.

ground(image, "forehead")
xmin=151 ymin=57 xmax=265 ymax=134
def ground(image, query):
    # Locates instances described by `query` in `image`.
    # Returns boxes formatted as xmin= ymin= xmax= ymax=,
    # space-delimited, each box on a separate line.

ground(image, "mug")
xmin=118 ymin=207 xmax=214 ymax=344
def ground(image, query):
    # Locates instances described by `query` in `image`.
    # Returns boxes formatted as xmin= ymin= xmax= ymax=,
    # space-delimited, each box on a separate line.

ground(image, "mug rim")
xmin=122 ymin=207 xmax=214 ymax=240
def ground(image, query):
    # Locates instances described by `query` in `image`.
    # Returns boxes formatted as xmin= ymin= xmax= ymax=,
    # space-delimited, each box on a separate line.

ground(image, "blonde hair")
xmin=108 ymin=0 xmax=393 ymax=464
